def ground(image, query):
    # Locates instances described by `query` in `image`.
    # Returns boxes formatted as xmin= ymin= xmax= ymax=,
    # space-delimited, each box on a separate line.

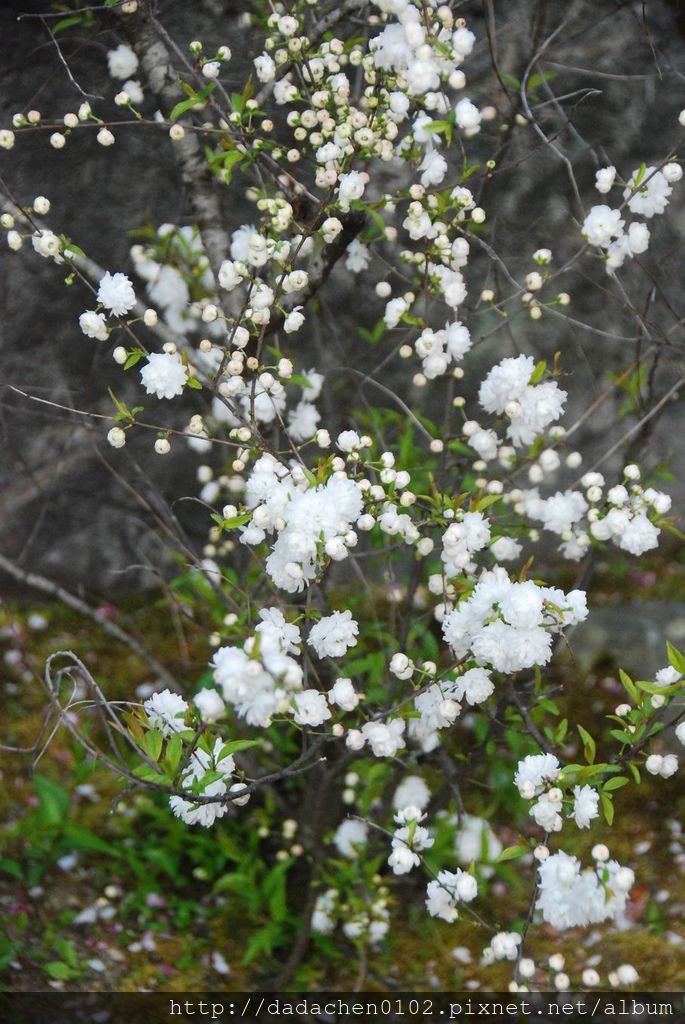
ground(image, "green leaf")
xmin=220 ymin=149 xmax=245 ymax=183
xmin=62 ymin=825 xmax=118 ymax=856
xmin=603 ymin=776 xmax=629 ymax=792
xmin=33 ymin=774 xmax=70 ymax=827
xmin=107 ymin=388 xmax=132 ymax=420
xmin=265 ymin=860 xmax=290 ymax=923
xmin=165 ymin=733 xmax=183 ymax=774
xmin=230 ymin=81 xmax=253 ymax=114
xmin=660 ymin=520 xmax=685 ymax=542
xmin=54 ymin=938 xmax=78 ymax=968
xmin=186 ymin=376 xmax=202 ymax=389
xmin=633 ymin=162 xmax=648 ymax=187
xmin=609 ymin=728 xmax=634 ymax=744
xmin=217 ymin=739 xmax=259 ymax=759
xmin=133 ymin=763 xmax=166 ymax=783
xmin=144 ymin=729 xmax=164 ymax=762
xmin=193 ymin=770 xmax=225 ymax=792
xmin=222 ymin=514 xmax=252 ymax=530
xmin=577 ymin=724 xmax=596 ymax=764
xmin=529 ymin=359 xmax=547 ymax=385
xmin=242 ymin=924 xmax=277 ymax=965
xmin=600 ymin=792 xmax=614 ymax=825
xmin=618 ymin=668 xmax=639 ymax=704
xmin=571 ymin=763 xmax=611 ymax=784
xmin=628 ymin=762 xmax=641 ymax=784
xmin=63 ymin=242 xmax=86 ymax=258
xmin=0 ymin=859 xmax=22 ymax=880
xmin=635 ymin=679 xmax=680 ymax=696
xmin=525 ymin=70 xmax=557 ymax=94
xmin=169 ymin=83 xmax=216 ymax=121
xmin=290 ymin=373 xmax=313 ymax=390
xmin=53 ymin=15 xmax=84 ymax=34
xmin=124 ymin=351 xmax=144 ymax=369
xmin=45 ymin=961 xmax=78 ymax=980
xmin=496 ymin=844 xmax=529 ymax=863
xmin=474 ymin=494 xmax=501 ymax=512
xmin=666 ymin=641 xmax=685 ymax=675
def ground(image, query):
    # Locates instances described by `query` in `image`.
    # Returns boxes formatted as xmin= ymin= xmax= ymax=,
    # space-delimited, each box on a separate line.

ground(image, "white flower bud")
xmin=107 ymin=427 xmax=126 ymax=448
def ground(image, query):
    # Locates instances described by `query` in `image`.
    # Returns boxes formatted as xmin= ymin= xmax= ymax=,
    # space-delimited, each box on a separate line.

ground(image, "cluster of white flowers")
xmin=426 ymin=868 xmax=478 ymax=922
xmin=388 ymin=806 xmax=434 ymax=874
xmin=413 ymin=321 xmax=472 ymax=379
xmin=441 ymin=511 xmax=490 ymax=573
xmin=583 ymin=162 xmax=681 ymax=272
xmin=342 ymin=901 xmax=390 ymax=946
xmin=406 ymin=666 xmax=494 ymax=752
xmin=441 ymin=568 xmax=587 ymax=673
xmin=514 ymin=753 xmax=599 ymax=833
xmin=645 ymin=752 xmax=679 ymax=778
xmin=141 ymin=691 xmax=246 ymax=826
xmin=370 ymin=1 xmax=476 ymax=98
xmin=478 ymin=354 xmax=566 ymax=447
xmin=168 ymin=739 xmax=239 ymax=828
xmin=518 ymin=466 xmax=671 ymax=561
xmin=211 ymin=608 xmax=304 ymax=727
xmin=131 ymin=226 xmax=210 ymax=337
xmin=536 ymin=850 xmax=634 ymax=930
xmin=346 ymin=717 xmax=406 ymax=758
xmin=393 ymin=775 xmax=430 ymax=811
xmin=239 ymin=456 xmax=363 ymax=592
xmin=483 ymin=931 xmax=522 ymax=963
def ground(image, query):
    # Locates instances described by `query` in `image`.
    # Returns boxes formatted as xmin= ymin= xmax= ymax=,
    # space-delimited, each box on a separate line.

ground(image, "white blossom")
xmin=107 ymin=45 xmax=139 ymax=81
xmin=144 ymin=689 xmax=188 ymax=736
xmin=97 ymin=272 xmax=136 ymax=317
xmin=140 ymin=352 xmax=189 ymax=400
xmin=79 ymin=310 xmax=108 ymax=341
xmin=307 ymin=611 xmax=359 ymax=659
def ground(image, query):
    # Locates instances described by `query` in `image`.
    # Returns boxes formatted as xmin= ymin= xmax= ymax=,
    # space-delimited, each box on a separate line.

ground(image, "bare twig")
xmin=0 ymin=553 xmax=178 ymax=688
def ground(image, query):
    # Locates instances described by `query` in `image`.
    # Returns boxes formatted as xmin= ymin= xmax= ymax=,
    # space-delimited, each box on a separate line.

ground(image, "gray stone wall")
xmin=1 ymin=0 xmax=684 ymax=601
